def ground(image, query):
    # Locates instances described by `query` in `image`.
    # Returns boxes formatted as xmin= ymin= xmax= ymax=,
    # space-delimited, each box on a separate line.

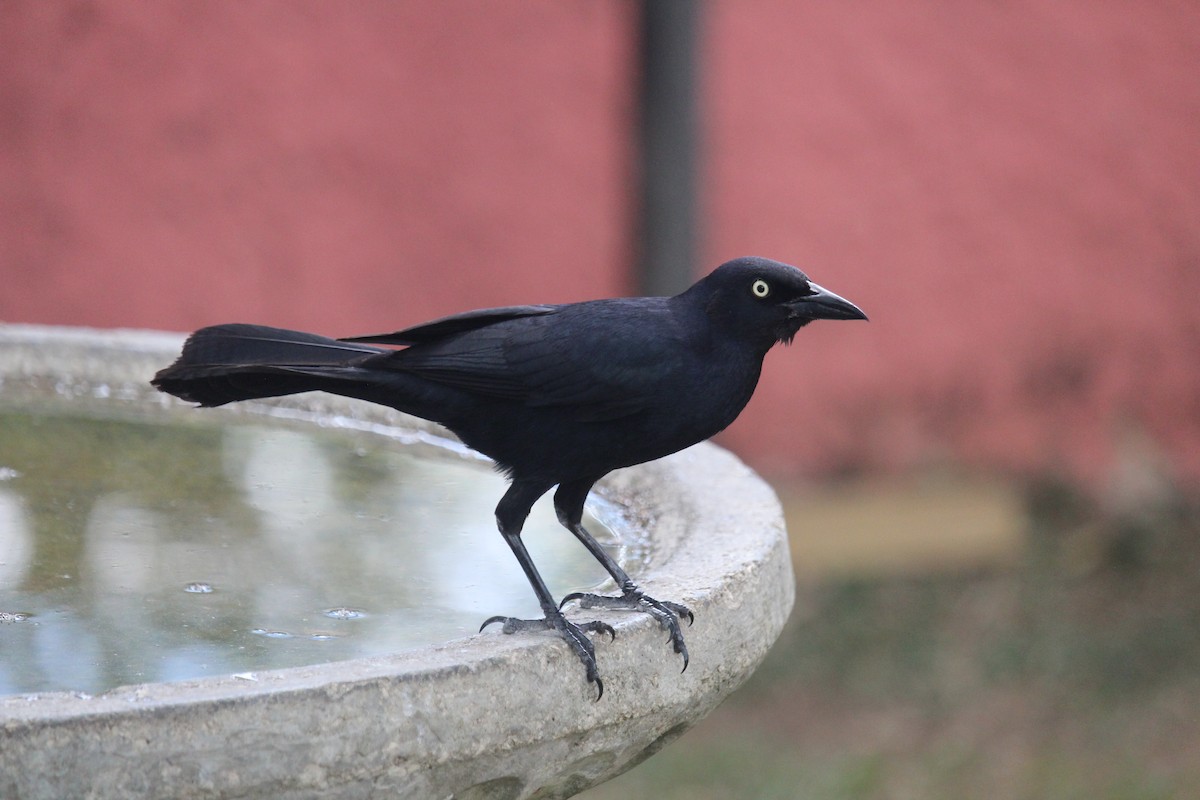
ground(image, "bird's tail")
xmin=151 ymin=324 xmax=385 ymax=407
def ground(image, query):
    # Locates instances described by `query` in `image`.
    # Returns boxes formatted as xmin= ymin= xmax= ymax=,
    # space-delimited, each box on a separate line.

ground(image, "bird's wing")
xmin=340 ymin=305 xmax=558 ymax=346
xmin=380 ymin=300 xmax=683 ymax=421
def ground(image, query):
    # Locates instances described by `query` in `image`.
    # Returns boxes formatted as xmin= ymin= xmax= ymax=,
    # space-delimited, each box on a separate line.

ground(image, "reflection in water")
xmin=0 ymin=409 xmax=634 ymax=696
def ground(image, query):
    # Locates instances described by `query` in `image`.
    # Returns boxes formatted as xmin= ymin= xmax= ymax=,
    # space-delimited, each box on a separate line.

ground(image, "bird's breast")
xmin=640 ymin=348 xmax=763 ymax=444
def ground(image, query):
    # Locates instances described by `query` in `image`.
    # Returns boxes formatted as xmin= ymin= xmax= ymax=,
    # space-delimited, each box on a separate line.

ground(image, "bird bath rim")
xmin=0 ymin=323 xmax=795 ymax=800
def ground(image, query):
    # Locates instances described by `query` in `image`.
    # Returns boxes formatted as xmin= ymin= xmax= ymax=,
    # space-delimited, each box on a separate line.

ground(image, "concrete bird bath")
xmin=0 ymin=324 xmax=794 ymax=799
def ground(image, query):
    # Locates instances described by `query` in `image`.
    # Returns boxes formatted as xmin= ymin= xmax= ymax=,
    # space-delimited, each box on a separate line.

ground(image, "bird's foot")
xmin=560 ymin=589 xmax=693 ymax=672
xmin=480 ymin=611 xmax=615 ymax=699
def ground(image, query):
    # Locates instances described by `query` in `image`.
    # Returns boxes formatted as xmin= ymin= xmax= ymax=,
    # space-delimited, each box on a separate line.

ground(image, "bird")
xmin=152 ymin=256 xmax=867 ymax=698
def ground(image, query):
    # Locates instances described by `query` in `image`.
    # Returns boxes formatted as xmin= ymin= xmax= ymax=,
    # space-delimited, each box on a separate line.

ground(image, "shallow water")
xmin=0 ymin=407 xmax=633 ymax=696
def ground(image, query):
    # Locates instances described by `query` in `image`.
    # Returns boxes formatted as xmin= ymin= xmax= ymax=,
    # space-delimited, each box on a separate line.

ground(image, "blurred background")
xmin=2 ymin=2 xmax=1199 ymax=797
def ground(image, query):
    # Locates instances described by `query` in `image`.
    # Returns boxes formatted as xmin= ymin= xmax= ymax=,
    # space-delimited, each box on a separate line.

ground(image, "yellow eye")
xmin=751 ymin=279 xmax=770 ymax=298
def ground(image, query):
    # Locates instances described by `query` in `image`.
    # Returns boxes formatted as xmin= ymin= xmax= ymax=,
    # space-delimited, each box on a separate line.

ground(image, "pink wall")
xmin=1 ymin=2 xmax=635 ymax=329
xmin=3 ymin=2 xmax=1198 ymax=486
xmin=702 ymin=2 xmax=1200 ymax=484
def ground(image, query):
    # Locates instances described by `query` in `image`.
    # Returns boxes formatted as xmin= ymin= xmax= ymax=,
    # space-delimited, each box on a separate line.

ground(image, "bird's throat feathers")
xmin=776 ymin=317 xmax=813 ymax=346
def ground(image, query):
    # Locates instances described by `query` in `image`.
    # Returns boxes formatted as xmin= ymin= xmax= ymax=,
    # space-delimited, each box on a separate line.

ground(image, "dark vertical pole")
xmin=635 ymin=1 xmax=701 ymax=297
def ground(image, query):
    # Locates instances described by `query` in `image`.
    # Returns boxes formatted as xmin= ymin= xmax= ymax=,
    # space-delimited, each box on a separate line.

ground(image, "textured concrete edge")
xmin=0 ymin=324 xmax=796 ymax=799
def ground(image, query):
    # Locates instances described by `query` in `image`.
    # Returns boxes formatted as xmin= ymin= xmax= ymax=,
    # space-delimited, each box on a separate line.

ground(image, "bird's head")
xmin=685 ymin=256 xmax=867 ymax=349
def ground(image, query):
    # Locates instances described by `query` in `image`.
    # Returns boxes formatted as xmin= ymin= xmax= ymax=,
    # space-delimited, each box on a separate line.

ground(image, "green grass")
xmin=580 ymin=477 xmax=1200 ymax=799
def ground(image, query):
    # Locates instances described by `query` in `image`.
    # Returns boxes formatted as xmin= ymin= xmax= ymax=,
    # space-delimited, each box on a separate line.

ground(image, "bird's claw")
xmin=560 ymin=589 xmax=693 ymax=672
xmin=480 ymin=611 xmax=614 ymax=699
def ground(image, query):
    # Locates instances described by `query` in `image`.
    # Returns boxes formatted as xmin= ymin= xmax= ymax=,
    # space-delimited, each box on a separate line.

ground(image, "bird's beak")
xmin=788 ymin=282 xmax=868 ymax=322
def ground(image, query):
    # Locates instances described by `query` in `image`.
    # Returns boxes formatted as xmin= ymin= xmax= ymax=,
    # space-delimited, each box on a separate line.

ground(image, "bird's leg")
xmin=479 ymin=480 xmax=615 ymax=699
xmin=552 ymin=479 xmax=693 ymax=672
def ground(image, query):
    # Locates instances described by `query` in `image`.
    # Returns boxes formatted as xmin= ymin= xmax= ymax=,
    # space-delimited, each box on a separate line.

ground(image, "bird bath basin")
xmin=0 ymin=324 xmax=795 ymax=800
xmin=0 ymin=409 xmax=632 ymax=695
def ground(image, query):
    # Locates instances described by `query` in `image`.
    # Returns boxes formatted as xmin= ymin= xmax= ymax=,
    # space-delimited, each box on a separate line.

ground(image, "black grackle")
xmin=152 ymin=256 xmax=867 ymax=698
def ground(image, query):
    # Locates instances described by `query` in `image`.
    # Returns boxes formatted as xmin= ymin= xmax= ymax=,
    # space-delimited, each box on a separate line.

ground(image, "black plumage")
xmin=153 ymin=256 xmax=866 ymax=697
